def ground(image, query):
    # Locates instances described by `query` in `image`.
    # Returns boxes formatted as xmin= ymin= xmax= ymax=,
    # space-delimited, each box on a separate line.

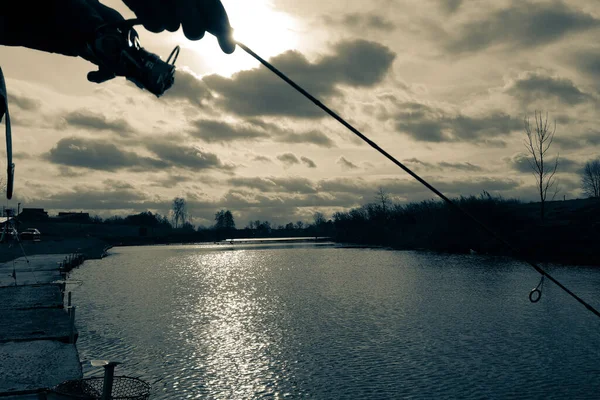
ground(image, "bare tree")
xmin=375 ymin=187 xmax=391 ymax=214
xmin=171 ymin=197 xmax=187 ymax=228
xmin=524 ymin=111 xmax=559 ymax=221
xmin=581 ymin=159 xmax=600 ymax=198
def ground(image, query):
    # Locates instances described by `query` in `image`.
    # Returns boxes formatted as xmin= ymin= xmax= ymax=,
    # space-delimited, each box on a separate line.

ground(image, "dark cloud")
xmin=249 ymin=119 xmax=335 ymax=147
xmin=62 ymin=109 xmax=135 ymax=133
xmin=13 ymin=151 xmax=33 ymax=160
xmin=202 ymin=40 xmax=395 ymax=118
xmin=573 ymin=48 xmax=600 ymax=80
xmin=554 ymin=132 xmax=600 ymax=150
xmin=443 ymin=2 xmax=599 ymax=54
xmin=439 ymin=0 xmax=463 ymax=14
xmin=189 ymin=119 xmax=335 ymax=147
xmin=506 ymin=72 xmax=593 ymax=105
xmin=251 ymin=155 xmax=272 ymax=163
xmin=392 ymin=102 xmax=521 ymax=142
xmin=558 ymin=157 xmax=585 ymax=173
xmin=57 ymin=166 xmax=88 ymax=178
xmin=505 ymin=153 xmax=579 ymax=173
xmin=8 ymin=93 xmax=42 ymax=111
xmin=322 ymin=13 xmax=395 ymax=32
xmin=228 ymin=176 xmax=317 ymax=194
xmin=404 ymin=157 xmax=484 ymax=172
xmin=25 ymin=186 xmax=151 ymax=211
xmin=438 ymin=162 xmax=483 ymax=172
xmin=277 ymin=153 xmax=300 ymax=166
xmin=189 ymin=119 xmax=269 ymax=143
xmin=275 ymin=130 xmax=335 ymax=147
xmin=337 ymin=156 xmax=359 ymax=170
xmin=146 ymin=142 xmax=233 ymax=171
xmin=149 ymin=174 xmax=194 ymax=189
xmin=301 ymin=156 xmax=317 ymax=168
xmin=45 ymin=137 xmax=164 ymax=171
xmin=102 ymin=179 xmax=134 ymax=190
xmin=507 ymin=153 xmax=535 ymax=174
xmin=163 ymin=68 xmax=213 ymax=106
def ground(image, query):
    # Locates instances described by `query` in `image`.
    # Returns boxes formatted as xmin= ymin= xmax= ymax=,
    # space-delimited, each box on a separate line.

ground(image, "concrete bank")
xmin=0 ymin=238 xmax=110 ymax=264
xmin=0 ymin=254 xmax=85 ymax=398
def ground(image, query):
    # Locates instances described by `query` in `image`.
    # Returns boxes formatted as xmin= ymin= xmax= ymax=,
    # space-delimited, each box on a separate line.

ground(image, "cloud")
xmin=202 ymin=40 xmax=395 ymax=118
xmin=505 ymin=72 xmax=594 ymax=105
xmin=572 ymin=48 xmax=600 ymax=79
xmin=506 ymin=153 xmax=535 ymax=174
xmin=102 ymin=179 xmax=134 ymax=190
xmin=337 ymin=156 xmax=359 ymax=170
xmin=189 ymin=119 xmax=269 ymax=143
xmin=392 ymin=102 xmax=521 ymax=143
xmin=443 ymin=1 xmax=599 ymax=54
xmin=189 ymin=119 xmax=335 ymax=147
xmin=301 ymin=156 xmax=317 ymax=168
xmin=439 ymin=0 xmax=463 ymax=14
xmin=250 ymin=154 xmax=272 ymax=163
xmin=275 ymin=130 xmax=335 ymax=147
xmin=57 ymin=166 xmax=89 ymax=177
xmin=404 ymin=157 xmax=484 ymax=172
xmin=149 ymin=174 xmax=194 ymax=189
xmin=505 ymin=153 xmax=579 ymax=173
xmin=228 ymin=176 xmax=317 ymax=194
xmin=45 ymin=137 xmax=164 ymax=171
xmin=558 ymin=157 xmax=584 ymax=173
xmin=163 ymin=67 xmax=213 ymax=106
xmin=7 ymin=93 xmax=42 ymax=111
xmin=321 ymin=13 xmax=396 ymax=32
xmin=23 ymin=186 xmax=151 ymax=211
xmin=554 ymin=132 xmax=600 ymax=150
xmin=61 ymin=109 xmax=135 ymax=133
xmin=438 ymin=162 xmax=483 ymax=172
xmin=277 ymin=153 xmax=300 ymax=166
xmin=146 ymin=142 xmax=234 ymax=171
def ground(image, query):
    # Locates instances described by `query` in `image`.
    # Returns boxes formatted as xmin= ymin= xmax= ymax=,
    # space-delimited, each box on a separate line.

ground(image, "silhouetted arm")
xmin=121 ymin=0 xmax=235 ymax=53
xmin=0 ymin=0 xmax=235 ymax=58
xmin=0 ymin=0 xmax=123 ymax=57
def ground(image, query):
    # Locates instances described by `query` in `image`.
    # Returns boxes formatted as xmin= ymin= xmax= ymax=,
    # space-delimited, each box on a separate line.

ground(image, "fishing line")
xmin=235 ymin=41 xmax=600 ymax=319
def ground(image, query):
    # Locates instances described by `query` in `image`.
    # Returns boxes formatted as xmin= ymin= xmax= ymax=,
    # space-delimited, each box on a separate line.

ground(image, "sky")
xmin=1 ymin=0 xmax=600 ymax=227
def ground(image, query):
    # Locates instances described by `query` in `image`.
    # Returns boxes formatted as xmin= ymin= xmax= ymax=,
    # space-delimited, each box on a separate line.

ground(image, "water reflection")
xmin=71 ymin=245 xmax=600 ymax=399
xmin=180 ymin=250 xmax=281 ymax=398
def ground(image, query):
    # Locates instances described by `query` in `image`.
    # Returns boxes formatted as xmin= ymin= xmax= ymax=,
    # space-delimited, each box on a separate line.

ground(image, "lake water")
xmin=69 ymin=243 xmax=600 ymax=399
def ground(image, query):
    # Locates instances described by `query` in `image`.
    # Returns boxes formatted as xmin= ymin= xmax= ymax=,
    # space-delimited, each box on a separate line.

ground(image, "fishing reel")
xmin=84 ymin=20 xmax=180 ymax=97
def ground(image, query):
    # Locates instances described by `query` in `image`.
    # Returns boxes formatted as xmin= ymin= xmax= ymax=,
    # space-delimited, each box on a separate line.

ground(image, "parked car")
xmin=20 ymin=228 xmax=41 ymax=241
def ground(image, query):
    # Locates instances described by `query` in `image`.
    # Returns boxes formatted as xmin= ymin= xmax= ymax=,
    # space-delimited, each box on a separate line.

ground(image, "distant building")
xmin=56 ymin=212 xmax=90 ymax=222
xmin=18 ymin=208 xmax=49 ymax=222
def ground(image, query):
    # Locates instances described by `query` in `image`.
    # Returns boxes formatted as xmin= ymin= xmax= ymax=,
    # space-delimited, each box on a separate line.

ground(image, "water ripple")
xmin=70 ymin=245 xmax=600 ymax=399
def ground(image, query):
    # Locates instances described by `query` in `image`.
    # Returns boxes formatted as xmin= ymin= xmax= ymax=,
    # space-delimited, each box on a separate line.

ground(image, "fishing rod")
xmin=5 ymin=18 xmax=597 ymax=317
xmin=233 ymin=41 xmax=600 ymax=319
xmin=1 ymin=67 xmax=14 ymax=200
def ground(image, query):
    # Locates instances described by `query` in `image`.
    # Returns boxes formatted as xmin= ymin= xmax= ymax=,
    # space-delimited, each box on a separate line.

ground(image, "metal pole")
xmin=67 ymin=292 xmax=72 ymax=307
xmin=68 ymin=306 xmax=76 ymax=344
xmin=101 ymin=363 xmax=118 ymax=400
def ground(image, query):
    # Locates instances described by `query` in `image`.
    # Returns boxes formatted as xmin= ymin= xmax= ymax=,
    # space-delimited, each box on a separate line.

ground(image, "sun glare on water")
xmin=182 ymin=0 xmax=300 ymax=77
